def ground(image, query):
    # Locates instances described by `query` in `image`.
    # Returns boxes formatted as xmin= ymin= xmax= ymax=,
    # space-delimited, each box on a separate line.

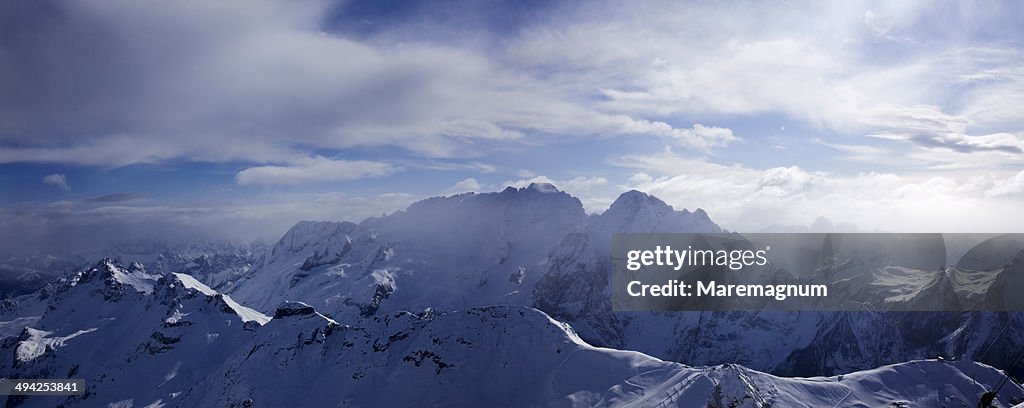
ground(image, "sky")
xmin=1 ymin=0 xmax=1023 ymax=249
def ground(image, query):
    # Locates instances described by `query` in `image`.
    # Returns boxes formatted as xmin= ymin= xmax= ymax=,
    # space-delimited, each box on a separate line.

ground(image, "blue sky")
xmin=2 ymin=0 xmax=1024 ymax=247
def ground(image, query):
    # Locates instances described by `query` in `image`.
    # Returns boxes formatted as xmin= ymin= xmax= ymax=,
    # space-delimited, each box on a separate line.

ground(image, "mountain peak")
xmin=591 ymin=190 xmax=721 ymax=236
xmin=609 ymin=190 xmax=673 ymax=213
xmin=271 ymin=220 xmax=357 ymax=258
xmin=526 ymin=182 xmax=560 ymax=193
xmin=693 ymin=208 xmax=710 ymax=220
xmin=70 ymin=258 xmax=158 ymax=295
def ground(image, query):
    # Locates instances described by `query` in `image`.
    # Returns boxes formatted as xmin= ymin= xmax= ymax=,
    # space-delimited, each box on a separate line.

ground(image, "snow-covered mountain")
xmin=216 ymin=185 xmax=1024 ymax=379
xmin=0 ymin=239 xmax=265 ymax=300
xmin=97 ymin=240 xmax=266 ymax=294
xmin=4 ymin=185 xmax=1024 ymax=406
xmin=228 ymin=186 xmax=718 ymax=318
xmin=0 ymin=252 xmax=83 ymax=298
xmin=3 ymin=260 xmax=1021 ymax=407
xmin=0 ymin=260 xmax=268 ymax=407
xmin=230 ymin=183 xmax=598 ymax=319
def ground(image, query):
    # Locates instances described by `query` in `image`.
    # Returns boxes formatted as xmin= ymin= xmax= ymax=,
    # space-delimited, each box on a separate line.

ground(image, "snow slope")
xmin=3 ymin=261 xmax=1021 ymax=407
xmin=1 ymin=260 xmax=262 ymax=408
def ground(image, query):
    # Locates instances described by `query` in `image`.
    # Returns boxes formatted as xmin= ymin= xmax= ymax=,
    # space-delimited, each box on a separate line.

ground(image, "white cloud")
xmin=863 ymin=10 xmax=889 ymax=37
xmin=674 ymin=125 xmax=737 ymax=149
xmin=3 ymin=0 xmax=1023 ymax=243
xmin=234 ymin=156 xmax=399 ymax=186
xmin=563 ymin=176 xmax=610 ymax=192
xmin=515 ymin=169 xmax=535 ymax=178
xmin=870 ymin=130 xmax=1024 ymax=154
xmin=812 ymin=138 xmax=895 ymax=164
xmin=42 ymin=173 xmax=69 ymax=191
xmin=505 ymin=175 xmax=608 ymax=193
xmin=987 ymin=170 xmax=1024 ymax=198
xmin=423 ymin=161 xmax=497 ymax=173
xmin=0 ymin=0 xmax=745 ymax=167
xmin=503 ymin=175 xmax=610 ymax=211
xmin=1 ymin=1 xmax=1017 ymax=172
xmin=758 ymin=166 xmax=819 ymax=194
xmin=614 ymin=148 xmax=1024 ymax=233
xmin=863 ymin=9 xmax=916 ymax=44
xmin=445 ymin=178 xmax=482 ymax=194
xmin=505 ymin=5 xmax=1023 ymax=166
xmin=603 ymin=118 xmax=737 ymax=150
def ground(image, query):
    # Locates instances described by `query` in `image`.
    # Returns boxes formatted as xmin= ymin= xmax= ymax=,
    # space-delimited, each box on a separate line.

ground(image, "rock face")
xmin=2 ymin=259 xmax=1021 ymax=408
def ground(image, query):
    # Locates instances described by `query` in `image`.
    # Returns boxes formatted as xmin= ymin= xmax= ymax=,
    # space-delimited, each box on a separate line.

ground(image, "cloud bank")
xmin=1 ymin=0 xmax=1023 ymax=245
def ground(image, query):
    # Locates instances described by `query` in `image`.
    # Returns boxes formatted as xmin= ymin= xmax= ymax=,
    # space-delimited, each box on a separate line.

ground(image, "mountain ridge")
xmin=4 ymin=259 xmax=1021 ymax=407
